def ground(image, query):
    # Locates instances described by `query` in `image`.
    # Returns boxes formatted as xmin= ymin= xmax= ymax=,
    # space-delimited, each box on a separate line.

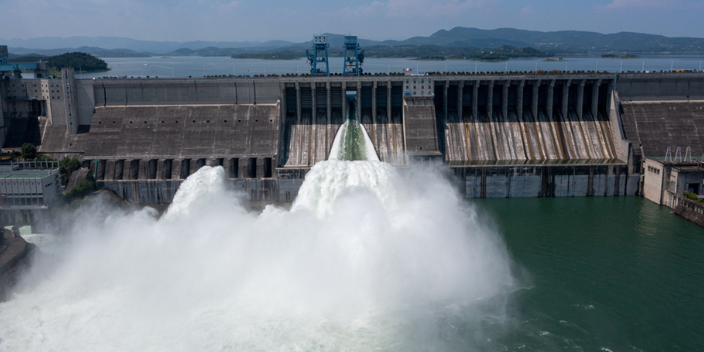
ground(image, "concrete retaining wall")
xmin=618 ymin=73 xmax=704 ymax=101
xmin=668 ymin=192 xmax=704 ymax=228
xmin=456 ymin=165 xmax=638 ymax=198
xmin=99 ymin=178 xmax=304 ymax=204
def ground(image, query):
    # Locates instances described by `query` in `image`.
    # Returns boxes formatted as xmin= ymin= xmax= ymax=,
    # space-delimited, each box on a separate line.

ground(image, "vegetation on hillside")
xmin=232 ymin=52 xmax=300 ymax=60
xmin=58 ymin=156 xmax=95 ymax=204
xmin=59 ymin=157 xmax=81 ymax=186
xmin=62 ymin=179 xmax=96 ymax=203
xmin=47 ymin=52 xmax=109 ymax=73
xmin=601 ymin=53 xmax=641 ymax=59
xmin=684 ymin=191 xmax=704 ymax=204
xmin=230 ymin=45 xmax=548 ymax=62
xmin=10 ymin=52 xmax=110 ymax=74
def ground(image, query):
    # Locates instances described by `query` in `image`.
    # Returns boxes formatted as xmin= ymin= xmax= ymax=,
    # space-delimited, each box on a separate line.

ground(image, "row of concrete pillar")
xmin=441 ymin=79 xmax=610 ymax=120
xmin=88 ymin=157 xmax=274 ymax=181
xmin=282 ymin=82 xmax=398 ymax=124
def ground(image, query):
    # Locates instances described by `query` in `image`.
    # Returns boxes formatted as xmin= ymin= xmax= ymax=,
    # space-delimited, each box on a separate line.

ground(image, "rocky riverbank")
xmin=0 ymin=228 xmax=36 ymax=301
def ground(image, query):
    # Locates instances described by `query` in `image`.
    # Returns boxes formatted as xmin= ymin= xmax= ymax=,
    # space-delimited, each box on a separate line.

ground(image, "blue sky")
xmin=3 ymin=0 xmax=703 ymax=41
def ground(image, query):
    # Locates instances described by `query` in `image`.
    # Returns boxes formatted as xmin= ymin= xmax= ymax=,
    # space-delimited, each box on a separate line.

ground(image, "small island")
xmin=48 ymin=52 xmax=110 ymax=74
xmin=11 ymin=52 xmax=110 ymax=75
xmin=232 ymin=53 xmax=301 ymax=60
xmin=376 ymin=45 xmax=548 ymax=62
xmin=601 ymin=53 xmax=641 ymax=59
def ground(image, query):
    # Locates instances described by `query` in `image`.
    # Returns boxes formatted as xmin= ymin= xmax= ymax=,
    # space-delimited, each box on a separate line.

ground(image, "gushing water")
xmin=0 ymin=103 xmax=516 ymax=351
xmin=328 ymin=120 xmax=379 ymax=162
xmin=328 ymin=97 xmax=379 ymax=162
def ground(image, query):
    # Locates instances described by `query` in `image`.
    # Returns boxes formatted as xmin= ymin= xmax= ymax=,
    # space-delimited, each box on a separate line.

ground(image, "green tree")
xmin=21 ymin=143 xmax=37 ymax=160
xmin=59 ymin=157 xmax=81 ymax=186
xmin=62 ymin=179 xmax=96 ymax=203
xmin=48 ymin=52 xmax=108 ymax=73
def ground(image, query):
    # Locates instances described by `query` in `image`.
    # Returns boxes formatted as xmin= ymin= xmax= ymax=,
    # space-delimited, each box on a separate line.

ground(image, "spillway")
xmin=0 ymin=78 xmax=518 ymax=350
xmin=443 ymin=107 xmax=617 ymax=162
xmin=329 ymin=95 xmax=379 ymax=162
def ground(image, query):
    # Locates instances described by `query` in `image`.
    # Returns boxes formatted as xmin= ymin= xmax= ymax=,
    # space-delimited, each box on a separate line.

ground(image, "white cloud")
xmin=520 ymin=6 xmax=534 ymax=16
xmin=602 ymin=0 xmax=670 ymax=9
xmin=350 ymin=1 xmax=386 ymax=16
xmin=342 ymin=0 xmax=486 ymax=18
xmin=198 ymin=0 xmax=240 ymax=12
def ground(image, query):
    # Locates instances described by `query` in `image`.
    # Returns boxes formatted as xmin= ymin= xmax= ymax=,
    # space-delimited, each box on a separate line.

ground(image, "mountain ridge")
xmin=4 ymin=27 xmax=704 ymax=57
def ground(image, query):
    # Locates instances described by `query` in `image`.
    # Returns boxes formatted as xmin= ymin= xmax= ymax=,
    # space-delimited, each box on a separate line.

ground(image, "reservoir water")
xmin=74 ymin=55 xmax=704 ymax=79
xmin=475 ymin=197 xmax=704 ymax=351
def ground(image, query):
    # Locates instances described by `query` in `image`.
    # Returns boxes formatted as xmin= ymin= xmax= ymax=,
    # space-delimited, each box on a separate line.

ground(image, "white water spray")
xmin=328 ymin=119 xmax=379 ymax=162
xmin=0 ymin=104 xmax=516 ymax=351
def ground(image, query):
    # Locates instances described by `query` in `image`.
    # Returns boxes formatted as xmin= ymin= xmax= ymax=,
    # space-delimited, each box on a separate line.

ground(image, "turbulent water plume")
xmin=0 ymin=108 xmax=516 ymax=350
xmin=328 ymin=119 xmax=379 ymax=162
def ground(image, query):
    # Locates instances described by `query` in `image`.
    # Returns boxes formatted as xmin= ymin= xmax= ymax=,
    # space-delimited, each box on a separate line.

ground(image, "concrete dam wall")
xmin=617 ymin=74 xmax=704 ymax=165
xmin=4 ymin=72 xmax=701 ymax=203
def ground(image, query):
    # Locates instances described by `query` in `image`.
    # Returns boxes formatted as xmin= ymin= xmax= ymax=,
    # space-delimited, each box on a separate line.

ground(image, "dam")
xmin=2 ymin=68 xmax=704 ymax=204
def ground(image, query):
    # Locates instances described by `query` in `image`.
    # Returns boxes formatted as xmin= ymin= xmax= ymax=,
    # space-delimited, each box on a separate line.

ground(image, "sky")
xmin=2 ymin=0 xmax=704 ymax=42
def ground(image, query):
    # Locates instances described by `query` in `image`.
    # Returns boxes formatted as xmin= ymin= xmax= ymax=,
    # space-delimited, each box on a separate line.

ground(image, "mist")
xmin=0 ymin=161 xmax=516 ymax=351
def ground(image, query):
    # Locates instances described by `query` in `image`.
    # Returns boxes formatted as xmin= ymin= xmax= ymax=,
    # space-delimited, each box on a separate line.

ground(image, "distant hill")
xmin=4 ymin=27 xmax=704 ymax=59
xmin=165 ymin=47 xmax=247 ymax=57
xmin=0 ymin=36 xmax=296 ymax=54
xmin=9 ymin=46 xmax=150 ymax=58
xmin=382 ymin=27 xmax=704 ymax=53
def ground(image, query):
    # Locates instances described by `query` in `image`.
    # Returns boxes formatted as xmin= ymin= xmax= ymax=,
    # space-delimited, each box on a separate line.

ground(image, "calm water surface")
xmin=474 ymin=197 xmax=704 ymax=351
xmin=74 ymin=55 xmax=704 ymax=79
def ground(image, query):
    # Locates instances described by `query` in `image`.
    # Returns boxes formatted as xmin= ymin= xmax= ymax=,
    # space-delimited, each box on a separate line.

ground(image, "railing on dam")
xmin=667 ymin=191 xmax=704 ymax=227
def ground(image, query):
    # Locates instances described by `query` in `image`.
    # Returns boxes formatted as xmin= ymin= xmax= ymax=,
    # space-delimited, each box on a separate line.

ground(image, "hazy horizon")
xmin=3 ymin=0 xmax=704 ymax=42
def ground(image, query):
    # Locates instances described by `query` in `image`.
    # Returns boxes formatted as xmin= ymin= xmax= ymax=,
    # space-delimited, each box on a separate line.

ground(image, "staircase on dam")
xmin=620 ymin=101 xmax=704 ymax=158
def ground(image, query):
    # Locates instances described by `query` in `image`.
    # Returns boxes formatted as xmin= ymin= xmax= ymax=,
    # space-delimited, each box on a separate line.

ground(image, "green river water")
xmin=473 ymin=197 xmax=704 ymax=351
